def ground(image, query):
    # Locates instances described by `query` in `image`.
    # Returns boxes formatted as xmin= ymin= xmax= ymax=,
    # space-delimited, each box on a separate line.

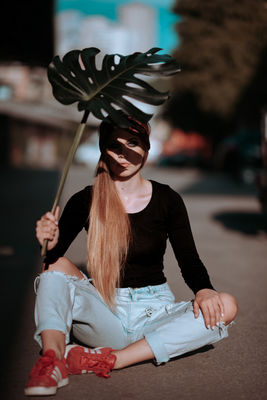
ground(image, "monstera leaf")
xmin=41 ymin=48 xmax=180 ymax=258
xmin=48 ymin=47 xmax=180 ymax=127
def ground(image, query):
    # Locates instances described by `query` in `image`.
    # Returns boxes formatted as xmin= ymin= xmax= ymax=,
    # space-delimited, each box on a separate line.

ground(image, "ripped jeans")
xmin=34 ymin=271 xmax=229 ymax=364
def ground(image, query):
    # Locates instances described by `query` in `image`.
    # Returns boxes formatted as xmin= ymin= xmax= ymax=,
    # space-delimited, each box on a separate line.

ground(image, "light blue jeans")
xmin=34 ymin=271 xmax=229 ymax=364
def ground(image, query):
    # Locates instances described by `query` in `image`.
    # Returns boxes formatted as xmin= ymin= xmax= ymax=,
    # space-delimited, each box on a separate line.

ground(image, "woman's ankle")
xmin=41 ymin=329 xmax=66 ymax=360
xmin=111 ymin=350 xmax=122 ymax=369
xmin=43 ymin=346 xmax=65 ymax=360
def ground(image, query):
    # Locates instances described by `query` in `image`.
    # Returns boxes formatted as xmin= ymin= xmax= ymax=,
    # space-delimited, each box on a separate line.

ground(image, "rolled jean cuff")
xmin=34 ymin=319 xmax=69 ymax=347
xmin=145 ymin=331 xmax=169 ymax=364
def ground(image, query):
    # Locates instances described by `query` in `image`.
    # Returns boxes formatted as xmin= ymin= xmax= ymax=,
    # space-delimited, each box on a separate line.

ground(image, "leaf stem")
xmin=41 ymin=110 xmax=90 ymax=258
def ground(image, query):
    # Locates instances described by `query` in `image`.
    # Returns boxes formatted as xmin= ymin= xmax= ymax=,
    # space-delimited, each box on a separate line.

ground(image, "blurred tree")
xmin=163 ymin=0 xmax=267 ymax=139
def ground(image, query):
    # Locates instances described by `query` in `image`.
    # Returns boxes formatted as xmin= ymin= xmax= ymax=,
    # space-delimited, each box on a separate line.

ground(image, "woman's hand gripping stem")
xmin=36 ymin=206 xmax=60 ymax=252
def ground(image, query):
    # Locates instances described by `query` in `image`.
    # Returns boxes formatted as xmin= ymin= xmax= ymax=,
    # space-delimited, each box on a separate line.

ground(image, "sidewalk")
xmin=1 ymin=165 xmax=267 ymax=400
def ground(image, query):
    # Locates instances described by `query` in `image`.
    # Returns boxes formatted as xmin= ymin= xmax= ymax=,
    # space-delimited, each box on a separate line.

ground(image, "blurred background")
xmin=1 ymin=1 xmax=267 ymax=399
xmin=1 ymin=0 xmax=267 ymax=191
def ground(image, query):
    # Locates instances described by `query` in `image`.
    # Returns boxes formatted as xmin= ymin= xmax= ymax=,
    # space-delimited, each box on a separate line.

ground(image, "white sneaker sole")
xmin=24 ymin=377 xmax=69 ymax=396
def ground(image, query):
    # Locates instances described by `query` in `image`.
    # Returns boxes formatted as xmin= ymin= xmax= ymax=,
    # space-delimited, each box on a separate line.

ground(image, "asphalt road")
xmin=1 ymin=165 xmax=266 ymax=400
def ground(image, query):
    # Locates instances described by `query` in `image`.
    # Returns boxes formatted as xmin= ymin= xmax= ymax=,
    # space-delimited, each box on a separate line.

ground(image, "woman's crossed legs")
xmin=37 ymin=257 xmax=237 ymax=369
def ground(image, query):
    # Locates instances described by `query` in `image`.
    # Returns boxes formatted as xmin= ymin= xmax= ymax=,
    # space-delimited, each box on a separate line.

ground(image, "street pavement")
xmin=1 ymin=165 xmax=266 ymax=400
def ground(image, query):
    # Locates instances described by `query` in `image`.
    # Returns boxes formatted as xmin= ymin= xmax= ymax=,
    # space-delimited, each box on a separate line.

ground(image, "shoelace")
xmin=80 ymin=354 xmax=113 ymax=377
xmin=30 ymin=354 xmax=55 ymax=377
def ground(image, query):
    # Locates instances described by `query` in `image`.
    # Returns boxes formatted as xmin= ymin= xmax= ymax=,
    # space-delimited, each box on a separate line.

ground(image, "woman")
xmin=25 ymin=114 xmax=238 ymax=396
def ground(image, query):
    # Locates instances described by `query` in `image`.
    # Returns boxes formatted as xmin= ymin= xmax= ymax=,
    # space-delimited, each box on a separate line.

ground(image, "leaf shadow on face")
xmin=104 ymin=128 xmax=148 ymax=167
xmin=95 ymin=143 xmax=145 ymax=178
xmin=106 ymin=142 xmax=145 ymax=166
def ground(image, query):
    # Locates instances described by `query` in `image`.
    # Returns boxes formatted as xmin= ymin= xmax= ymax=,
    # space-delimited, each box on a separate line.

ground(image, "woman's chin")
xmin=113 ymin=169 xmax=141 ymax=181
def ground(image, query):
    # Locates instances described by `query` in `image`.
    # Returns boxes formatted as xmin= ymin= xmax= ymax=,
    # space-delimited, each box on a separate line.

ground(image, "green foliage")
xmin=166 ymin=0 xmax=267 ymax=133
xmin=48 ymin=47 xmax=180 ymax=127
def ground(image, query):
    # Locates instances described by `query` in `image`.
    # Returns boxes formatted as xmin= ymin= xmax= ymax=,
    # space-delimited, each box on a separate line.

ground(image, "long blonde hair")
xmin=87 ymin=156 xmax=130 ymax=307
xmin=87 ymin=116 xmax=150 ymax=307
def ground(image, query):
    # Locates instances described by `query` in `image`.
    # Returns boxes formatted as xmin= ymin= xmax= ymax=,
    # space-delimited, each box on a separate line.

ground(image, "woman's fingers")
xmin=215 ymin=305 xmax=221 ymax=327
xmin=201 ymin=304 xmax=210 ymax=329
xmin=209 ymin=303 xmax=217 ymax=329
xmin=36 ymin=228 xmax=54 ymax=242
xmin=42 ymin=228 xmax=56 ymax=240
xmin=37 ymin=222 xmax=57 ymax=236
xmin=195 ymin=289 xmax=226 ymax=330
xmin=218 ymin=296 xmax=225 ymax=319
xmin=36 ymin=208 xmax=60 ymax=248
xmin=39 ymin=211 xmax=59 ymax=230
xmin=206 ymin=302 xmax=223 ymax=329
xmin=41 ymin=208 xmax=60 ymax=224
xmin=209 ymin=297 xmax=224 ymax=328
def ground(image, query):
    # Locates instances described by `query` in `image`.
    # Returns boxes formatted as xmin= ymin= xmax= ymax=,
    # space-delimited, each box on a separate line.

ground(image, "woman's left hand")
xmin=193 ymin=289 xmax=224 ymax=329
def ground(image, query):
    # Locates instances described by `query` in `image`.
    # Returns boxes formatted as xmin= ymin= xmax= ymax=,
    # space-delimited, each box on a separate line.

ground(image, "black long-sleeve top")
xmin=45 ymin=180 xmax=214 ymax=294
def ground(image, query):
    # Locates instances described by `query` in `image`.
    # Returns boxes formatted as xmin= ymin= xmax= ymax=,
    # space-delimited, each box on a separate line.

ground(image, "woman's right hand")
xmin=36 ymin=206 xmax=60 ymax=251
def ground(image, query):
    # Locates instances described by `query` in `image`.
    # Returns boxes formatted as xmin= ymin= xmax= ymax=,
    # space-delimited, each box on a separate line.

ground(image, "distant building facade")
xmin=55 ymin=3 xmax=156 ymax=56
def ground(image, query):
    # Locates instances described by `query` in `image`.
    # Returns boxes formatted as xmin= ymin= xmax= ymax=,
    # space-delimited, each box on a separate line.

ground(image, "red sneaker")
xmin=24 ymin=349 xmax=69 ymax=396
xmin=65 ymin=345 xmax=116 ymax=378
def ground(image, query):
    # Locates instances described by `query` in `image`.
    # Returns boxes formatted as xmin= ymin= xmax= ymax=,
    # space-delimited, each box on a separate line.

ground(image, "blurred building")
xmin=0 ymin=65 xmax=50 ymax=103
xmin=119 ymin=3 xmax=156 ymax=53
xmin=55 ymin=10 xmax=83 ymax=56
xmin=0 ymin=63 xmax=98 ymax=169
xmin=55 ymin=3 xmax=156 ymax=56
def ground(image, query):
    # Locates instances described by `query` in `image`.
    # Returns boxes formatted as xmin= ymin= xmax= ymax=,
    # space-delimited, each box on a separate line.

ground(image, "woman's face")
xmin=105 ymin=128 xmax=148 ymax=179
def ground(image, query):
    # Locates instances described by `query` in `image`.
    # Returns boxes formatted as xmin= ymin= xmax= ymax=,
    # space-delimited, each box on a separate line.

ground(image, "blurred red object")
xmin=162 ymin=129 xmax=212 ymax=159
